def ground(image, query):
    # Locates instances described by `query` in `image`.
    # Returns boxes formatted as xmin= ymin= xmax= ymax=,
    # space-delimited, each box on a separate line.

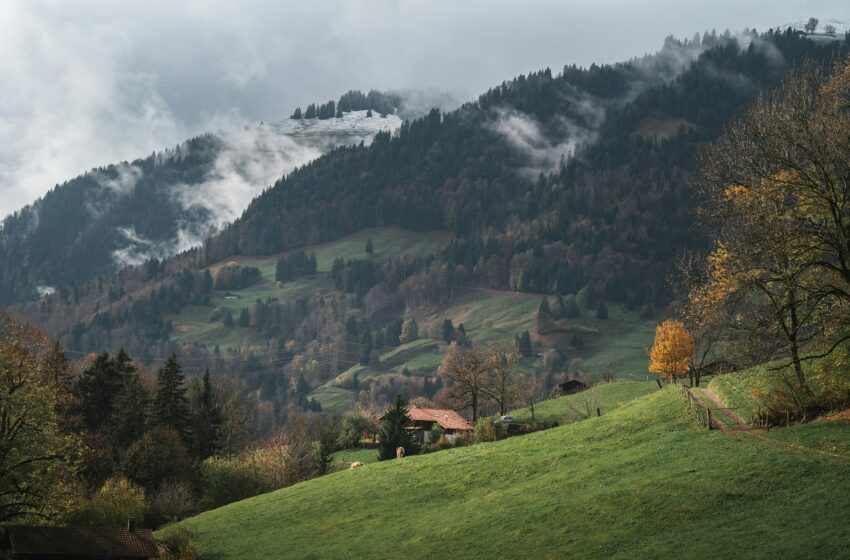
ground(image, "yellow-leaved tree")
xmin=648 ymin=319 xmax=695 ymax=383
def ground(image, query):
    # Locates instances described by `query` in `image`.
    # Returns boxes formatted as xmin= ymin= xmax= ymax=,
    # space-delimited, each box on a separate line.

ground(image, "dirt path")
xmin=683 ymin=385 xmax=850 ymax=463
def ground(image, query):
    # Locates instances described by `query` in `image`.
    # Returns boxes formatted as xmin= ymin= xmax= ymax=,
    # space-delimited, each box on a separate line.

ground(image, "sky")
xmin=0 ymin=0 xmax=847 ymax=218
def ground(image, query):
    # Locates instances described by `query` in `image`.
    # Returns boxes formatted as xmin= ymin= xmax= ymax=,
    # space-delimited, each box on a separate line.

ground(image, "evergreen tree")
xmin=537 ymin=296 xmax=553 ymax=333
xmin=188 ymin=369 xmax=222 ymax=460
xmin=359 ymin=328 xmax=373 ymax=365
xmin=238 ymin=307 xmax=250 ymax=327
xmin=377 ymin=395 xmax=419 ymax=460
xmin=517 ymin=330 xmax=532 ymax=357
xmin=152 ymin=353 xmax=191 ymax=442
xmin=564 ymin=296 xmax=581 ymax=319
xmin=386 ymin=318 xmax=403 ymax=346
xmin=291 ymin=107 xmax=303 ymax=119
xmin=400 ymin=318 xmax=419 ymax=344
xmin=576 ymin=285 xmax=596 ymax=311
xmin=365 ymin=238 xmax=374 ymax=255
xmin=222 ymin=309 xmax=234 ymax=327
xmin=108 ymin=350 xmax=147 ymax=452
xmin=454 ymin=323 xmax=468 ymax=346
xmin=596 ymin=301 xmax=609 ymax=320
xmin=73 ymin=352 xmax=123 ymax=431
xmin=442 ymin=318 xmax=455 ymax=343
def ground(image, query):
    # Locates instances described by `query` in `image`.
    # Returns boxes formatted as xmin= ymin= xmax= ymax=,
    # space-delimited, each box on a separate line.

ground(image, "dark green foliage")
xmin=377 ymin=395 xmax=420 ymax=461
xmin=152 ymin=354 xmax=191 ymax=442
xmin=596 ymin=302 xmax=609 ymax=320
xmin=121 ymin=426 xmax=194 ymax=493
xmin=213 ymin=265 xmax=262 ymax=290
xmin=238 ymin=308 xmax=250 ymax=327
xmin=385 ymin=318 xmax=403 ymax=346
xmin=564 ymin=296 xmax=581 ymax=319
xmin=537 ymin=296 xmax=553 ymax=333
xmin=275 ymin=250 xmax=317 ymax=281
xmin=359 ymin=329 xmax=373 ymax=365
xmin=72 ymin=352 xmax=124 ymax=432
xmin=365 ymin=238 xmax=374 ymax=255
xmin=222 ymin=309 xmax=234 ymax=327
xmin=188 ymin=370 xmax=222 ymax=460
xmin=442 ymin=319 xmax=456 ymax=343
xmin=571 ymin=334 xmax=585 ymax=350
xmin=516 ymin=330 xmax=532 ymax=357
xmin=109 ymin=367 xmax=149 ymax=452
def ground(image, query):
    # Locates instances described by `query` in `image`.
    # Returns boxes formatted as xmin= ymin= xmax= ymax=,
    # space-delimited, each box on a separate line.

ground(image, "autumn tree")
xmin=648 ymin=319 xmax=695 ymax=383
xmin=0 ymin=310 xmax=78 ymax=522
xmin=700 ymin=58 xmax=850 ymax=385
xmin=439 ymin=342 xmax=489 ymax=421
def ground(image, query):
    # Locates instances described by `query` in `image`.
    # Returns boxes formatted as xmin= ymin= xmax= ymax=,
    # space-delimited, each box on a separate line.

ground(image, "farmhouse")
xmin=401 ymin=408 xmax=473 ymax=443
xmin=558 ymin=379 xmax=589 ymax=396
xmin=0 ymin=523 xmax=160 ymax=559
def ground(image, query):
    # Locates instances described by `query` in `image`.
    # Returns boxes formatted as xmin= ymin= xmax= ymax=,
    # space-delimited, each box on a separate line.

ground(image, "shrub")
xmin=71 ymin=477 xmax=146 ymax=528
xmin=159 ymin=527 xmax=200 ymax=560
xmin=472 ymin=416 xmax=499 ymax=443
xmin=121 ymin=427 xmax=195 ymax=493
xmin=147 ymin=481 xmax=197 ymax=526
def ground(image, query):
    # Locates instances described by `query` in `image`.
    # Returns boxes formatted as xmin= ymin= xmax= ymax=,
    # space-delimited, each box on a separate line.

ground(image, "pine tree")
xmin=110 ymin=370 xmax=149 ymax=452
xmin=73 ymin=352 xmax=123 ymax=431
xmin=188 ymin=369 xmax=222 ymax=459
xmin=152 ymin=354 xmax=191 ymax=442
xmin=537 ymin=296 xmax=553 ymax=333
xmin=238 ymin=307 xmax=250 ymax=327
xmin=596 ymin=301 xmax=609 ymax=320
xmin=222 ymin=309 xmax=234 ymax=327
xmin=359 ymin=329 xmax=373 ymax=365
xmin=377 ymin=395 xmax=419 ymax=460
xmin=365 ymin=238 xmax=374 ymax=255
xmin=442 ymin=319 xmax=455 ymax=343
xmin=564 ymin=296 xmax=581 ymax=319
xmin=517 ymin=330 xmax=532 ymax=357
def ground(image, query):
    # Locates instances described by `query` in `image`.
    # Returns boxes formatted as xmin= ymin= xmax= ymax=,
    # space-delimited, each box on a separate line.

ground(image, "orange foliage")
xmin=648 ymin=319 xmax=695 ymax=381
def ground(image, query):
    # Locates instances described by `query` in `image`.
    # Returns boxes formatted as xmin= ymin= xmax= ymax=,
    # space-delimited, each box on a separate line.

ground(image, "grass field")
xmin=708 ymin=361 xmax=817 ymax=420
xmin=170 ymin=227 xmax=453 ymax=347
xmin=330 ymin=448 xmax=379 ymax=471
xmin=171 ymin=385 xmax=850 ymax=559
xmin=510 ymin=381 xmax=657 ymax=424
xmin=308 ymin=290 xmax=660 ymax=412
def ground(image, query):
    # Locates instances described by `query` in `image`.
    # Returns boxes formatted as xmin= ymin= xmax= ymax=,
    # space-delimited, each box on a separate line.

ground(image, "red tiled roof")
xmin=407 ymin=408 xmax=473 ymax=431
xmin=2 ymin=526 xmax=160 ymax=558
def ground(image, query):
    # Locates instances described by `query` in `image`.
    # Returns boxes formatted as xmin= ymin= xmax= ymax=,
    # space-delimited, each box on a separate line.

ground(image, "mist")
xmin=0 ymin=0 xmax=844 ymax=217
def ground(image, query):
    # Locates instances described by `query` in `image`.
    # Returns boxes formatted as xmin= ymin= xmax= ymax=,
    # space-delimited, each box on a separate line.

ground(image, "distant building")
xmin=0 ymin=522 xmax=160 ymax=559
xmin=380 ymin=407 xmax=473 ymax=443
xmin=558 ymin=379 xmax=589 ymax=396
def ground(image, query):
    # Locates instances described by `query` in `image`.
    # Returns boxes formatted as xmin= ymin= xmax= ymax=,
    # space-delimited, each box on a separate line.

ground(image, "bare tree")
xmin=804 ymin=17 xmax=819 ymax=34
xmin=824 ymin=24 xmax=837 ymax=37
xmin=483 ymin=341 xmax=521 ymax=415
xmin=280 ymin=414 xmax=319 ymax=487
xmin=519 ymin=374 xmax=543 ymax=424
xmin=438 ymin=342 xmax=489 ymax=421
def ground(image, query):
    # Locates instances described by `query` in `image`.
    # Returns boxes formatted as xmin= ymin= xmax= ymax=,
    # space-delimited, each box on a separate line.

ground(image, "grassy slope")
xmin=311 ymin=291 xmax=658 ymax=413
xmin=170 ymin=227 xmax=452 ymax=347
xmin=173 ymin=387 xmax=850 ymax=559
xmin=707 ymin=361 xmax=816 ymax=420
xmin=511 ymin=381 xmax=657 ymax=423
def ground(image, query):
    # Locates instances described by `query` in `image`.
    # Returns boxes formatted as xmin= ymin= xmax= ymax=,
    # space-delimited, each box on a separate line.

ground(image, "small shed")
xmin=558 ymin=379 xmax=589 ymax=396
xmin=0 ymin=524 xmax=160 ymax=560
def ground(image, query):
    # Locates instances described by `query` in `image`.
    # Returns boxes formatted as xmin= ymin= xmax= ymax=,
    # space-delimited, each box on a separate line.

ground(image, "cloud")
xmin=110 ymin=111 xmax=403 ymax=267
xmin=0 ymin=0 xmax=833 ymax=217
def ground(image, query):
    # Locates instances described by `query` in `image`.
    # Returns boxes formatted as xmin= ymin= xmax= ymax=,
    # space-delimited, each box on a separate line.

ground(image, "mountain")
xmin=0 ymin=107 xmax=403 ymax=304
xmin=8 ymin=28 xmax=850 ymax=419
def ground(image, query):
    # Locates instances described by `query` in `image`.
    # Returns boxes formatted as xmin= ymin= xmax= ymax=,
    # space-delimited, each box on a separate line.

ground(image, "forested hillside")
xmin=8 ymin=28 xmax=850 ymax=443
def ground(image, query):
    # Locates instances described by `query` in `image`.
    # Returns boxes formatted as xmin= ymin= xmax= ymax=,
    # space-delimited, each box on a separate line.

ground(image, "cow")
xmin=396 ymin=446 xmax=405 ymax=460
xmin=350 ymin=461 xmax=364 ymax=469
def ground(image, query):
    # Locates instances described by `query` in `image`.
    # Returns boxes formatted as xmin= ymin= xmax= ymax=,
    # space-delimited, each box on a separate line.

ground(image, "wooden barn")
xmin=0 ymin=523 xmax=160 ymax=560
xmin=379 ymin=407 xmax=473 ymax=443
xmin=558 ymin=378 xmax=589 ymax=396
